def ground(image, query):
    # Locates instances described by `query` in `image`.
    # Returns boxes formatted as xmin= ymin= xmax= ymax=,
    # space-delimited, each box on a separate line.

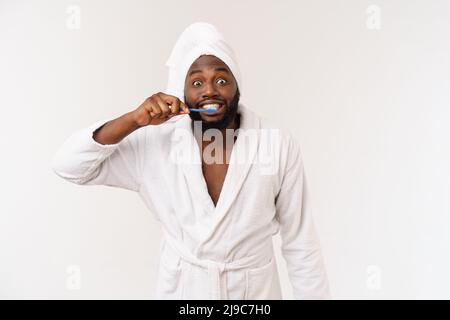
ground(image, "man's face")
xmin=184 ymin=55 xmax=240 ymax=130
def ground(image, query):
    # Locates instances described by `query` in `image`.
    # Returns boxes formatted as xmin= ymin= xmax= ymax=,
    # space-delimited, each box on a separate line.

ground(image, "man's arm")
xmin=51 ymin=115 xmax=147 ymax=191
xmin=93 ymin=92 xmax=189 ymax=145
xmin=92 ymin=111 xmax=141 ymax=145
xmin=275 ymin=136 xmax=331 ymax=299
xmin=51 ymin=93 xmax=189 ymax=190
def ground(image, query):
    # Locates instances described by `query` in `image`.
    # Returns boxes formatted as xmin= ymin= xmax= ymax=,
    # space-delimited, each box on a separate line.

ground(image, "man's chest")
xmin=201 ymin=162 xmax=229 ymax=206
xmin=200 ymin=136 xmax=234 ymax=207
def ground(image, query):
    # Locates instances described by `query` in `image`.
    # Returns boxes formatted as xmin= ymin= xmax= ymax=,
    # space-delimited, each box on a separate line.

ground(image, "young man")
xmin=52 ymin=22 xmax=330 ymax=299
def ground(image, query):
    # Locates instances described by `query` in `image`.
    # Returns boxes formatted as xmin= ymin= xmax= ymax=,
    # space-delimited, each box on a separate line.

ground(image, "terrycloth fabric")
xmin=51 ymin=22 xmax=331 ymax=300
xmin=165 ymin=22 xmax=242 ymax=102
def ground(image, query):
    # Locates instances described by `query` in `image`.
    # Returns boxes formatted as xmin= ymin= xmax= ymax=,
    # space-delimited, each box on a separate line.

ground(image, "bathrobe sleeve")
xmin=275 ymin=136 xmax=331 ymax=299
xmin=51 ymin=119 xmax=147 ymax=192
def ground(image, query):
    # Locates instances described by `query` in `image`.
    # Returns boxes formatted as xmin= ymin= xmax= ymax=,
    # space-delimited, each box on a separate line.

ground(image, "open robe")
xmin=51 ymin=104 xmax=331 ymax=299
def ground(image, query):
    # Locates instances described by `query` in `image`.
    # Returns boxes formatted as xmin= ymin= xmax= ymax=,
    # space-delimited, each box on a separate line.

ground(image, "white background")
xmin=1 ymin=0 xmax=449 ymax=299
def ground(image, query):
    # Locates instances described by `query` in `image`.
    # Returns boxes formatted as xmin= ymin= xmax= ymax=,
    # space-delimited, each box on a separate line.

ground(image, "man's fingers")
xmin=169 ymin=98 xmax=180 ymax=115
xmin=180 ymin=101 xmax=190 ymax=114
xmin=153 ymin=94 xmax=171 ymax=118
xmin=150 ymin=104 xmax=162 ymax=119
xmin=158 ymin=92 xmax=189 ymax=114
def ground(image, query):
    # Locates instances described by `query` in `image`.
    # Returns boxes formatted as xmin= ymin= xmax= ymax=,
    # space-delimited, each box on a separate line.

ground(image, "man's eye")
xmin=192 ymin=80 xmax=202 ymax=87
xmin=217 ymin=78 xmax=227 ymax=85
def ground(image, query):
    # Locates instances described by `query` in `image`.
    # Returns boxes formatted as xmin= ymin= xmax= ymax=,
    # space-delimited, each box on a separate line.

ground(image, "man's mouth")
xmin=198 ymin=102 xmax=225 ymax=115
xmin=200 ymin=103 xmax=221 ymax=110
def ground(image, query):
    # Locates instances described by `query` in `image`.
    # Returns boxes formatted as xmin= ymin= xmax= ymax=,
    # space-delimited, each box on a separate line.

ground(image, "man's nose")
xmin=202 ymin=81 xmax=219 ymax=98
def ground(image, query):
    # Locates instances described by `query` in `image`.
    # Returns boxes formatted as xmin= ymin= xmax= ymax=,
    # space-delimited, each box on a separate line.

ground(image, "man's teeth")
xmin=201 ymin=104 xmax=220 ymax=110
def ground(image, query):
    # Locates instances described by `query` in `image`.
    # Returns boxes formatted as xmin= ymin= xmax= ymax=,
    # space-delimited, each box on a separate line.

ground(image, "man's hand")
xmin=132 ymin=92 xmax=190 ymax=127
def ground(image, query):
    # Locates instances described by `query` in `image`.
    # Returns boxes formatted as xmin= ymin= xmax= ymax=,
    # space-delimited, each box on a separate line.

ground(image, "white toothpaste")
xmin=201 ymin=103 xmax=220 ymax=110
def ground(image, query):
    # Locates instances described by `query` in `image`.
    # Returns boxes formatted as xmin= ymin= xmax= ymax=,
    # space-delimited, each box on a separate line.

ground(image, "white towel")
xmin=165 ymin=22 xmax=242 ymax=103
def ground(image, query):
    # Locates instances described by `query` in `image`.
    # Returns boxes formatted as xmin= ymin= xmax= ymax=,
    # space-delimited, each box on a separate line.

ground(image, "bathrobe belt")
xmin=163 ymin=235 xmax=272 ymax=300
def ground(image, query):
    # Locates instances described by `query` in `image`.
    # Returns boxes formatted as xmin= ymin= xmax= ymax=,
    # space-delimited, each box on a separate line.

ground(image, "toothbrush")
xmin=169 ymin=105 xmax=219 ymax=114
xmin=188 ymin=108 xmax=218 ymax=113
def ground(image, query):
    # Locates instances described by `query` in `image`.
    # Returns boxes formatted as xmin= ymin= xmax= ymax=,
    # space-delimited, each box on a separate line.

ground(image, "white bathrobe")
xmin=51 ymin=22 xmax=330 ymax=300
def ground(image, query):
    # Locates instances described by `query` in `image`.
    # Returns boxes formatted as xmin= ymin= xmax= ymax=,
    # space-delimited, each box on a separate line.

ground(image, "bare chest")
xmin=202 ymin=162 xmax=229 ymax=206
xmin=198 ymin=127 xmax=238 ymax=207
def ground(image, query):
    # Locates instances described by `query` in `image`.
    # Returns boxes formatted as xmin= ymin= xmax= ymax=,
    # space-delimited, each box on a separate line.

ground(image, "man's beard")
xmin=186 ymin=89 xmax=240 ymax=131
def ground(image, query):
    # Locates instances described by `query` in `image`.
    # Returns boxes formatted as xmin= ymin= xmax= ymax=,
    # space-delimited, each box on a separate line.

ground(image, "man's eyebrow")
xmin=188 ymin=67 xmax=230 ymax=76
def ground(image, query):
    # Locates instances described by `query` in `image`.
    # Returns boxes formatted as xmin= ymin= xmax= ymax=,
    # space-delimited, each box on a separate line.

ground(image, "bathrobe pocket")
xmin=244 ymin=258 xmax=277 ymax=300
xmin=155 ymin=242 xmax=182 ymax=298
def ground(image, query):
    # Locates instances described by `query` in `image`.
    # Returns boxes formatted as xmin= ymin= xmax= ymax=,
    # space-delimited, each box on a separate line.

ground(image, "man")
xmin=52 ymin=22 xmax=330 ymax=299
